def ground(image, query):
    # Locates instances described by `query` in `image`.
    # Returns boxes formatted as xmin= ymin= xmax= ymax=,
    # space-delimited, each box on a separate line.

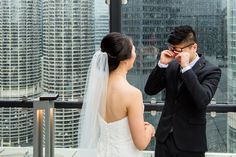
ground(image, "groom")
xmin=145 ymin=25 xmax=221 ymax=157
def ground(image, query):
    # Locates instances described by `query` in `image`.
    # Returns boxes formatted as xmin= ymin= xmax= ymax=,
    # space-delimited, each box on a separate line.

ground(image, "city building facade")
xmin=42 ymin=0 xmax=95 ymax=148
xmin=122 ymin=0 xmax=226 ymax=102
xmin=227 ymin=0 xmax=236 ymax=152
xmin=94 ymin=0 xmax=109 ymax=51
xmin=0 ymin=0 xmax=42 ymax=146
xmin=122 ymin=0 xmax=228 ymax=151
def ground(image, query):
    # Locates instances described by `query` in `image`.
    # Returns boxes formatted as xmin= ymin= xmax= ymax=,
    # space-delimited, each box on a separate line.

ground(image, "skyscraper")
xmin=227 ymin=0 xmax=236 ymax=152
xmin=0 ymin=0 xmax=42 ymax=146
xmin=94 ymin=0 xmax=109 ymax=51
xmin=0 ymin=0 xmax=41 ymax=99
xmin=42 ymin=0 xmax=95 ymax=101
xmin=122 ymin=0 xmax=226 ymax=102
xmin=122 ymin=0 xmax=182 ymax=101
xmin=122 ymin=0 xmax=228 ymax=151
xmin=42 ymin=0 xmax=95 ymax=147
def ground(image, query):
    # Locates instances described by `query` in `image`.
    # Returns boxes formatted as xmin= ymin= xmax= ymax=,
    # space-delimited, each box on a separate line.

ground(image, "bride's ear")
xmin=126 ymin=59 xmax=133 ymax=70
xmin=120 ymin=60 xmax=129 ymax=69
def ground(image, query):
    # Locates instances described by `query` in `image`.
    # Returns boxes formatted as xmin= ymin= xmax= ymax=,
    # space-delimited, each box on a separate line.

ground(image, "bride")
xmin=77 ymin=32 xmax=155 ymax=157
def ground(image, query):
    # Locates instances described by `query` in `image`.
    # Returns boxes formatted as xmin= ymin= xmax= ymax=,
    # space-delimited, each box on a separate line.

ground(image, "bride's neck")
xmin=110 ymin=64 xmax=128 ymax=79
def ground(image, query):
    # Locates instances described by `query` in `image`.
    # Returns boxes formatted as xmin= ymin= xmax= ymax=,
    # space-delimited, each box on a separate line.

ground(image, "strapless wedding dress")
xmin=97 ymin=116 xmax=144 ymax=157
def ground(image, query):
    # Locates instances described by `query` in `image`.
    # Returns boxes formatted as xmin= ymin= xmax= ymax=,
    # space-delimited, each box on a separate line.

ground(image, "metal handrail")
xmin=0 ymin=100 xmax=236 ymax=112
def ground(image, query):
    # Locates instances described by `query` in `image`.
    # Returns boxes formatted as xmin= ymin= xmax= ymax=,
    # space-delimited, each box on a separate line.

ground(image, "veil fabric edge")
xmin=77 ymin=50 xmax=109 ymax=156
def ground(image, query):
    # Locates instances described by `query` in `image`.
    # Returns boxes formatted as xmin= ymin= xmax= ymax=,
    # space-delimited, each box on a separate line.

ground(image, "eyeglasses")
xmin=167 ymin=43 xmax=195 ymax=53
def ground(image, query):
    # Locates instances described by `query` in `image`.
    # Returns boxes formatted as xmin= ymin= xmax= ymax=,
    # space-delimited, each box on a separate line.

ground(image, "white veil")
xmin=77 ymin=50 xmax=109 ymax=156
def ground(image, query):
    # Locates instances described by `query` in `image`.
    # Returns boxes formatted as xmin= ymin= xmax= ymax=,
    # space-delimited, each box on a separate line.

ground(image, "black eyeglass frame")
xmin=167 ymin=43 xmax=195 ymax=53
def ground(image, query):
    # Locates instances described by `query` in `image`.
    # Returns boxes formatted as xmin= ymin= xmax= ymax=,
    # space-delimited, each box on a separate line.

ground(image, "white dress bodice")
xmin=97 ymin=116 xmax=144 ymax=157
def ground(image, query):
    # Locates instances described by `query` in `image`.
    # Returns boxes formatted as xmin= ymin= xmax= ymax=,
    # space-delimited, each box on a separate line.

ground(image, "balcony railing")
xmin=1 ymin=98 xmax=236 ymax=157
xmin=1 ymin=147 xmax=236 ymax=157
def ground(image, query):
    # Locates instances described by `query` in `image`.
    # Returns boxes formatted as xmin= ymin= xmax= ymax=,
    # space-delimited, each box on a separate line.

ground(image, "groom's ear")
xmin=193 ymin=43 xmax=197 ymax=51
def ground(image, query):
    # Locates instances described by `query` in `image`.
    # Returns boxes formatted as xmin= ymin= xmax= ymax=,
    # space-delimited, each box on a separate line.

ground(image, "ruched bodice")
xmin=97 ymin=116 xmax=143 ymax=157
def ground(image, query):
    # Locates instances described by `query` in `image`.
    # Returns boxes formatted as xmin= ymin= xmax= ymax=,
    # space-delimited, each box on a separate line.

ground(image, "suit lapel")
xmin=192 ymin=55 xmax=205 ymax=73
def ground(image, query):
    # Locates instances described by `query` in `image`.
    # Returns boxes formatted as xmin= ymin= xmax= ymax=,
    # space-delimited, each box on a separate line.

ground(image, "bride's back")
xmin=99 ymin=33 xmax=136 ymax=124
xmin=104 ymin=74 xmax=132 ymax=123
xmin=78 ymin=33 xmax=153 ymax=156
xmin=97 ymin=74 xmax=144 ymax=157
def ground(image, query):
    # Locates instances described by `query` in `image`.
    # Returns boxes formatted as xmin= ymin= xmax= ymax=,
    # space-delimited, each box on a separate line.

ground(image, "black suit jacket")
xmin=144 ymin=54 xmax=221 ymax=152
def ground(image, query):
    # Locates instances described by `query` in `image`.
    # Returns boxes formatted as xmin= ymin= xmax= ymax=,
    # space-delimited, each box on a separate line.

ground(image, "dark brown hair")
xmin=167 ymin=25 xmax=197 ymax=45
xmin=100 ymin=32 xmax=133 ymax=72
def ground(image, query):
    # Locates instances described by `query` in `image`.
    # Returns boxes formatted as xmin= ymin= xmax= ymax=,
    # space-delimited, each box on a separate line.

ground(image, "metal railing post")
xmin=33 ymin=93 xmax=58 ymax=157
xmin=107 ymin=0 xmax=128 ymax=33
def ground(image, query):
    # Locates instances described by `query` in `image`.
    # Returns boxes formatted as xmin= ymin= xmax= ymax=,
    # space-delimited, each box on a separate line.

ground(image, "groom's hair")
xmin=101 ymin=32 xmax=133 ymax=72
xmin=167 ymin=25 xmax=197 ymax=45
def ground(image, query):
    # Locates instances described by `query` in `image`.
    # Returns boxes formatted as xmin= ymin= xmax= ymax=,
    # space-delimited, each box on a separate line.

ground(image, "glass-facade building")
xmin=42 ymin=0 xmax=95 ymax=101
xmin=0 ymin=0 xmax=41 ymax=147
xmin=122 ymin=0 xmax=229 ymax=152
xmin=122 ymin=0 xmax=227 ymax=103
xmin=94 ymin=0 xmax=109 ymax=51
xmin=42 ymin=0 xmax=95 ymax=148
xmin=227 ymin=0 xmax=236 ymax=153
xmin=0 ymin=0 xmax=42 ymax=99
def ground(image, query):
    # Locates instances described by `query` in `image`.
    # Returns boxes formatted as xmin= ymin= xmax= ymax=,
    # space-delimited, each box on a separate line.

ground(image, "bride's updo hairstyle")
xmin=100 ymin=32 xmax=133 ymax=72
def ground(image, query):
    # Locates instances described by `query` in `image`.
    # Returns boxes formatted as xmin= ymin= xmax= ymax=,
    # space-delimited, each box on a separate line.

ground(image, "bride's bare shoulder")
xmin=122 ymin=83 xmax=143 ymax=110
xmin=123 ymin=82 xmax=142 ymax=99
xmin=110 ymin=79 xmax=142 ymax=99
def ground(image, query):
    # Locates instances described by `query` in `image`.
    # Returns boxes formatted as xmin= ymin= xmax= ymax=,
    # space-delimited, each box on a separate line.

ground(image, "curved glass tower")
xmin=0 ymin=0 xmax=41 ymax=99
xmin=0 ymin=0 xmax=41 ymax=146
xmin=42 ymin=0 xmax=95 ymax=148
xmin=42 ymin=0 xmax=95 ymax=101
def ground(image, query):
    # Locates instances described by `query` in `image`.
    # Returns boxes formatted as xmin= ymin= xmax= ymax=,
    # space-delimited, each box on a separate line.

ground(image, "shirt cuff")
xmin=158 ymin=61 xmax=168 ymax=68
xmin=181 ymin=66 xmax=191 ymax=73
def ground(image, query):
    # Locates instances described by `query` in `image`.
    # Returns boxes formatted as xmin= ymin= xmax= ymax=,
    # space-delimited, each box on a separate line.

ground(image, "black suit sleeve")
xmin=144 ymin=64 xmax=166 ymax=95
xmin=182 ymin=66 xmax=221 ymax=110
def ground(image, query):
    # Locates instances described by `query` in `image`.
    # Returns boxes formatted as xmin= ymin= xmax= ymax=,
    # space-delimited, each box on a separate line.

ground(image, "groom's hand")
xmin=160 ymin=50 xmax=176 ymax=65
xmin=175 ymin=51 xmax=190 ymax=68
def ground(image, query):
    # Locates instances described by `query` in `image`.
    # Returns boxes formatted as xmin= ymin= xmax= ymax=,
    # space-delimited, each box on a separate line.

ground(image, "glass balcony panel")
xmin=0 ymin=105 xmax=236 ymax=156
xmin=121 ymin=0 xmax=231 ymax=104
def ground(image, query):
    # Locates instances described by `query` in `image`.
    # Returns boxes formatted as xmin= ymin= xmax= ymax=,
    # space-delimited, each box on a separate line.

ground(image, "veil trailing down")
xmin=77 ymin=32 xmax=154 ymax=157
xmin=77 ymin=51 xmax=109 ymax=156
